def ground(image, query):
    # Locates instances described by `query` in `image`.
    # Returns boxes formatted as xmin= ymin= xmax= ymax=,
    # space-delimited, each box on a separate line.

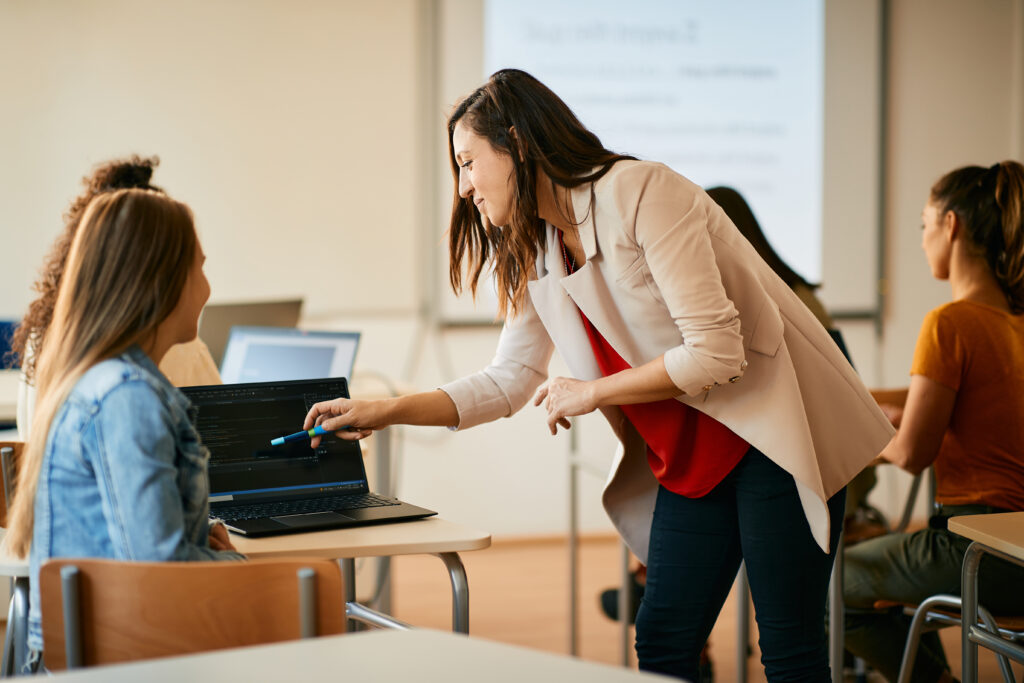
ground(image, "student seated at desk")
xmin=9 ymin=155 xmax=221 ymax=441
xmin=3 ymin=189 xmax=243 ymax=668
xmin=843 ymin=161 xmax=1024 ymax=683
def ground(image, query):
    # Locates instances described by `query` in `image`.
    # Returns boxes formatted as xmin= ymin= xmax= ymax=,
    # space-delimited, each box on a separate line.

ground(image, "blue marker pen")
xmin=270 ymin=424 xmax=333 ymax=446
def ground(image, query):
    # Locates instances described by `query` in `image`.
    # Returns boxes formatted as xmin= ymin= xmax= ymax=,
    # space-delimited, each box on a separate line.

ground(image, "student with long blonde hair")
xmin=4 ymin=188 xmax=242 ymax=661
xmin=9 ymin=155 xmax=221 ymax=441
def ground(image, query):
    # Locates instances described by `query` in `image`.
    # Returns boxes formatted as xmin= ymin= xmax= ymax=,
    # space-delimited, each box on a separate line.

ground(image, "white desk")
xmin=47 ymin=628 xmax=675 ymax=682
xmin=948 ymin=512 xmax=1024 ymax=683
xmin=230 ymin=517 xmax=491 ymax=633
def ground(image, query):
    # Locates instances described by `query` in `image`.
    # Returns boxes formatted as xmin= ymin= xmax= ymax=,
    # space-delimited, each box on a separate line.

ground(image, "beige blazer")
xmin=441 ymin=161 xmax=893 ymax=561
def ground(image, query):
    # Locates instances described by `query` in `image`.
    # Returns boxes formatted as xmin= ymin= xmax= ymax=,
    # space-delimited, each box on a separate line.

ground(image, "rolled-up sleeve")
xmin=618 ymin=166 xmax=746 ymax=395
xmin=439 ymin=292 xmax=554 ymax=430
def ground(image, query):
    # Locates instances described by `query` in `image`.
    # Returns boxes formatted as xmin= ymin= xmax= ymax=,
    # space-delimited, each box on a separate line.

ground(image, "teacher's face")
xmin=452 ymin=120 xmax=515 ymax=228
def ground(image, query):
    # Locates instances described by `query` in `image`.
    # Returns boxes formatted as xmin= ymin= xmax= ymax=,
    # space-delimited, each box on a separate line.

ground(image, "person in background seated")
xmin=3 ymin=189 xmax=243 ymax=668
xmin=843 ymin=161 xmax=1024 ymax=683
xmin=9 ymin=155 xmax=221 ymax=441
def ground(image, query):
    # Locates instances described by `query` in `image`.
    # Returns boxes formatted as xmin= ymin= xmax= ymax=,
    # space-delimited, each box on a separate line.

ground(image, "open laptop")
xmin=197 ymin=299 xmax=303 ymax=368
xmin=182 ymin=377 xmax=436 ymax=536
xmin=219 ymin=327 xmax=360 ymax=384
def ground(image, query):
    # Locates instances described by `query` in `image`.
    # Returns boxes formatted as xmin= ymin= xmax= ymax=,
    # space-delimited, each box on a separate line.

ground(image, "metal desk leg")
xmin=961 ymin=542 xmax=983 ymax=683
xmin=568 ymin=452 xmax=580 ymax=656
xmin=435 ymin=552 xmax=469 ymax=634
xmin=829 ymin=534 xmax=845 ymax=683
xmin=340 ymin=558 xmax=362 ymax=633
xmin=374 ymin=428 xmax=393 ymax=615
xmin=736 ymin=563 xmax=749 ymax=683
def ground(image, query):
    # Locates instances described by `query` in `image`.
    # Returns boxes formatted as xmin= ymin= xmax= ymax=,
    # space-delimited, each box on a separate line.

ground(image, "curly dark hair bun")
xmin=9 ymin=155 xmax=165 ymax=377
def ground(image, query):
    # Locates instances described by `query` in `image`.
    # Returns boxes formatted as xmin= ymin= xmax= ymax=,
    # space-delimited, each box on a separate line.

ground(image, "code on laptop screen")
xmin=182 ymin=378 xmax=367 ymax=502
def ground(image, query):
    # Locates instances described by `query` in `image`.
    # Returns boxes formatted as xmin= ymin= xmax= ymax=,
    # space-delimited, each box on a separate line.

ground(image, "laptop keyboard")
xmin=215 ymin=492 xmax=399 ymax=522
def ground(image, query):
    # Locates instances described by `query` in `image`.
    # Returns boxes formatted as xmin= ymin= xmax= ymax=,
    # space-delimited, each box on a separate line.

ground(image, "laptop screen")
xmin=197 ymin=299 xmax=303 ymax=368
xmin=182 ymin=378 xmax=367 ymax=505
xmin=219 ymin=327 xmax=360 ymax=384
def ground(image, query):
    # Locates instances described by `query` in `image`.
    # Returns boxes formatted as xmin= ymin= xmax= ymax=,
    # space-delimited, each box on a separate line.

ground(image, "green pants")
xmin=842 ymin=517 xmax=1024 ymax=682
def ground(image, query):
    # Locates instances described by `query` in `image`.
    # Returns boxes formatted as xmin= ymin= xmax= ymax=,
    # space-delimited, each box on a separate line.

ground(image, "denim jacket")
xmin=28 ymin=346 xmax=243 ymax=651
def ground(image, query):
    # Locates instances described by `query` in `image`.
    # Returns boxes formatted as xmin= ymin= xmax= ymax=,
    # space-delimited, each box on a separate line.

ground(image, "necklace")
xmin=558 ymin=230 xmax=577 ymax=275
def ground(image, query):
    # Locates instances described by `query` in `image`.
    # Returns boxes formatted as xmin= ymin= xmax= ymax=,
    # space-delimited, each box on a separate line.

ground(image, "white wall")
xmin=2 ymin=0 xmax=1023 ymax=537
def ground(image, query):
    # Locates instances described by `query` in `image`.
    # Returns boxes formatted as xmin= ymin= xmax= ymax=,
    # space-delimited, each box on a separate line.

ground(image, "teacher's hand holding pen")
xmin=302 ymin=398 xmax=382 ymax=447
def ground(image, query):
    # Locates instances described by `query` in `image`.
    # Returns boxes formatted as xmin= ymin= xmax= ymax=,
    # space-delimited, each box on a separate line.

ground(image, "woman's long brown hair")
xmin=4 ymin=189 xmax=196 ymax=557
xmin=447 ymin=69 xmax=634 ymax=318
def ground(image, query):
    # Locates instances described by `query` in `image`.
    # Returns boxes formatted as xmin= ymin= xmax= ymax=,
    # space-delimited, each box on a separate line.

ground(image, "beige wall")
xmin=2 ymin=1 xmax=1023 ymax=535
xmin=0 ymin=0 xmax=422 ymax=319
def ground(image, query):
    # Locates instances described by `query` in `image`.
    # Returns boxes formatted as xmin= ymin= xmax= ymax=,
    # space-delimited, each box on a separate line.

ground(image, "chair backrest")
xmin=0 ymin=441 xmax=25 ymax=527
xmin=40 ymin=557 xmax=346 ymax=670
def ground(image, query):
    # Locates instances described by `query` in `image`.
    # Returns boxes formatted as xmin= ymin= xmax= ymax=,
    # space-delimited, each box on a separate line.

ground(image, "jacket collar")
xmin=570 ymin=182 xmax=599 ymax=260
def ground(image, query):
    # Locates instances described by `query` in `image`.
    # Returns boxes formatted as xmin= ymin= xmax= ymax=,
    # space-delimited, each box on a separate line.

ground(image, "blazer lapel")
xmin=560 ymin=184 xmax=647 ymax=369
xmin=526 ymin=224 xmax=601 ymax=382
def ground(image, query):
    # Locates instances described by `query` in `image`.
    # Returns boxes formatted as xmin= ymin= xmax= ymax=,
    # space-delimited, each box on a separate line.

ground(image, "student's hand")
xmin=303 ymin=398 xmax=381 ymax=446
xmin=208 ymin=522 xmax=237 ymax=552
xmin=533 ymin=377 xmax=599 ymax=435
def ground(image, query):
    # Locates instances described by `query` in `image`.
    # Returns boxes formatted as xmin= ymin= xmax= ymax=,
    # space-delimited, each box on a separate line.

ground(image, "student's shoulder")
xmin=70 ymin=356 xmax=164 ymax=410
xmin=926 ymin=300 xmax=1006 ymax=329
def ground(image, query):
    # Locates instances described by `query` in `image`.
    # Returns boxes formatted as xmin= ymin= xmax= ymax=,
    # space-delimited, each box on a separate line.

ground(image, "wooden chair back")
xmin=40 ymin=557 xmax=346 ymax=670
xmin=0 ymin=441 xmax=25 ymax=527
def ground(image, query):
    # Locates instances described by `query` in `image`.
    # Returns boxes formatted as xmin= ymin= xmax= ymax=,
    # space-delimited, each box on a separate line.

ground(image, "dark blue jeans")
xmin=635 ymin=447 xmax=845 ymax=682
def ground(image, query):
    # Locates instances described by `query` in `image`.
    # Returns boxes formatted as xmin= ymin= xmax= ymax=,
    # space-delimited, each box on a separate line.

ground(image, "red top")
xmin=559 ymin=233 xmax=748 ymax=497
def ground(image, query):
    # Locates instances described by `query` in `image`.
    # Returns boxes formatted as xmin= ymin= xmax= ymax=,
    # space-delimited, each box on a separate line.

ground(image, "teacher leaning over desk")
xmin=305 ymin=69 xmax=893 ymax=682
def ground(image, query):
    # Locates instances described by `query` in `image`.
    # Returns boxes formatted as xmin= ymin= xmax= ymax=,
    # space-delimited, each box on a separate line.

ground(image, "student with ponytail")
xmin=3 ymin=189 xmax=242 ymax=663
xmin=843 ymin=161 xmax=1024 ymax=683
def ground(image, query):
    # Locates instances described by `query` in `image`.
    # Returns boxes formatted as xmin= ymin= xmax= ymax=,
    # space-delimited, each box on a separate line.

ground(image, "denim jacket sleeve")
xmin=88 ymin=380 xmax=237 ymax=561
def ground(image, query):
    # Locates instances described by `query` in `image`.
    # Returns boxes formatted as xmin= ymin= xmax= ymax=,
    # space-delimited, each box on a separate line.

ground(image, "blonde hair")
xmin=5 ymin=189 xmax=196 ymax=557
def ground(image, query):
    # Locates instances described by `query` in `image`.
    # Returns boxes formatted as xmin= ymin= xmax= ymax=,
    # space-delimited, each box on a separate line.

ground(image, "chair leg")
xmin=60 ymin=566 xmax=83 ymax=669
xmin=897 ymin=594 xmax=1018 ymax=683
xmin=297 ymin=568 xmax=316 ymax=638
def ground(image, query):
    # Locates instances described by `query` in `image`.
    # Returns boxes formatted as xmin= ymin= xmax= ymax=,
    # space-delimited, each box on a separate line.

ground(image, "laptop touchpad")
xmin=271 ymin=512 xmax=354 ymax=526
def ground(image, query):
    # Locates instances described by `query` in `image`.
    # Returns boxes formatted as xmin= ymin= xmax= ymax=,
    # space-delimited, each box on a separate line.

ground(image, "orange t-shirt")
xmin=911 ymin=300 xmax=1024 ymax=510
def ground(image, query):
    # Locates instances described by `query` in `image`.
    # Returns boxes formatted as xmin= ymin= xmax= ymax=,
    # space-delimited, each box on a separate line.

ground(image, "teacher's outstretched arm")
xmin=303 ymin=390 xmax=459 ymax=446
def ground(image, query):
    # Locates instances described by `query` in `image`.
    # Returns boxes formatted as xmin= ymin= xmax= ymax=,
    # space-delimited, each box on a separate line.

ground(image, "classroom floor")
xmin=390 ymin=533 xmax=1022 ymax=682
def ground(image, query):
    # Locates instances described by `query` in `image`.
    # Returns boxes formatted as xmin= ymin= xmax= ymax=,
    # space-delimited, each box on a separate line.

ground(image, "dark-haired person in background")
xmin=843 ymin=161 xmax=1024 ymax=683
xmin=304 ymin=69 xmax=893 ymax=680
xmin=11 ymin=156 xmax=221 ymax=440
